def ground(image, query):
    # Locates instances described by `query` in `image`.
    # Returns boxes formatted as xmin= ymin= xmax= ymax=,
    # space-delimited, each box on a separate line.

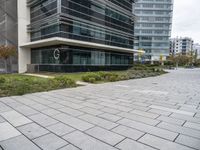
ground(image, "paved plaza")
xmin=0 ymin=69 xmax=200 ymax=150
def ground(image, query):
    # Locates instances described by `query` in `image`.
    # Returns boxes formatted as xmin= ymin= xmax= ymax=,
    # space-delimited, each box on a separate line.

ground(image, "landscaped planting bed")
xmin=0 ymin=75 xmax=76 ymax=97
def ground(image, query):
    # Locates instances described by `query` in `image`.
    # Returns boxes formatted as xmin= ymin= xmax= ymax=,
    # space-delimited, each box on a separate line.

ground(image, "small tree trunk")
xmin=176 ymin=62 xmax=178 ymax=70
xmin=4 ymin=59 xmax=7 ymax=73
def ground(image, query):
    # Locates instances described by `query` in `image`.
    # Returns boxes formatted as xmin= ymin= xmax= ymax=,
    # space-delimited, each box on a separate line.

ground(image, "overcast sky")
xmin=172 ymin=0 xmax=200 ymax=43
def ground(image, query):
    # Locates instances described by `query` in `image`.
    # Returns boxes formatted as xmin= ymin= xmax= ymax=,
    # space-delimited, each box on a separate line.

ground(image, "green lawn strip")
xmin=0 ymin=74 xmax=76 ymax=97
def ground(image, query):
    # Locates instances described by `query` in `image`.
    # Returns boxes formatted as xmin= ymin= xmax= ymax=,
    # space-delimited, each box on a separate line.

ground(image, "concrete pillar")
xmin=17 ymin=0 xmax=31 ymax=73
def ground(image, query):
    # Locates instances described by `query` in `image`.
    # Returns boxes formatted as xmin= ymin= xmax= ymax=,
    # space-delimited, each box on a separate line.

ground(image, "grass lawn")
xmin=0 ymin=74 xmax=76 ymax=97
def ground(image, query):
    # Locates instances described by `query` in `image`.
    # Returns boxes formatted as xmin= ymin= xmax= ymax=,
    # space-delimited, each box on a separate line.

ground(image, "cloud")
xmin=172 ymin=0 xmax=200 ymax=43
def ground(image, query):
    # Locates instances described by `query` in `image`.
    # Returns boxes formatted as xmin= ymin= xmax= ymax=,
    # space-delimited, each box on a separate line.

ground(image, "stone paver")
xmin=79 ymin=114 xmax=118 ymax=130
xmin=0 ymin=135 xmax=40 ymax=150
xmin=46 ymin=122 xmax=75 ymax=136
xmin=29 ymin=113 xmax=58 ymax=127
xmin=156 ymin=115 xmax=185 ymax=125
xmin=53 ymin=113 xmax=94 ymax=131
xmin=183 ymin=121 xmax=200 ymax=130
xmin=0 ymin=110 xmax=32 ymax=127
xmin=130 ymin=110 xmax=159 ymax=119
xmin=157 ymin=122 xmax=200 ymax=139
xmin=0 ymin=69 xmax=200 ymax=149
xmin=0 ymin=122 xmax=21 ymax=141
xmin=118 ymin=112 xmax=160 ymax=126
xmin=17 ymin=123 xmax=49 ymax=139
xmin=33 ymin=133 xmax=68 ymax=150
xmin=139 ymin=134 xmax=194 ymax=150
xmin=63 ymin=131 xmax=117 ymax=150
xmin=85 ymin=126 xmax=125 ymax=146
xmin=116 ymin=138 xmax=156 ymax=150
xmin=175 ymin=134 xmax=200 ymax=150
xmin=112 ymin=125 xmax=145 ymax=140
xmin=148 ymin=108 xmax=172 ymax=116
xmin=98 ymin=113 xmax=122 ymax=122
xmin=118 ymin=118 xmax=178 ymax=141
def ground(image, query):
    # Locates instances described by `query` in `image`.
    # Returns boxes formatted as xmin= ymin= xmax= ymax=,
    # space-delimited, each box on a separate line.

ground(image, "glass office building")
xmin=134 ymin=0 xmax=173 ymax=62
xmin=22 ymin=0 xmax=136 ymax=72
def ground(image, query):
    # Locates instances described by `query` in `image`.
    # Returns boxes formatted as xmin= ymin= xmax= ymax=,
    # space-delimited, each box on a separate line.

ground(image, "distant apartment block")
xmin=134 ymin=0 xmax=173 ymax=62
xmin=0 ymin=0 xmax=18 ymax=72
xmin=170 ymin=37 xmax=194 ymax=55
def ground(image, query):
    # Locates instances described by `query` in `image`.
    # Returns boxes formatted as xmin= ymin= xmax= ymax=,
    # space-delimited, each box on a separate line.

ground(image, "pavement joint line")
xmin=149 ymin=105 xmax=195 ymax=116
xmin=173 ymin=133 xmax=180 ymax=142
xmin=0 ymin=145 xmax=4 ymax=150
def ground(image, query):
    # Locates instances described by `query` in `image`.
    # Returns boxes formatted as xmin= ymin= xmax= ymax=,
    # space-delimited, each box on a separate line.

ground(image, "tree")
xmin=167 ymin=53 xmax=191 ymax=68
xmin=0 ymin=45 xmax=17 ymax=73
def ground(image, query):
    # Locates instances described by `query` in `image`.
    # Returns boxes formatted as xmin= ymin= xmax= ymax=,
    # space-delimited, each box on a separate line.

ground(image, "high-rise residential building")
xmin=0 ymin=0 xmax=18 ymax=72
xmin=13 ymin=0 xmax=139 ymax=73
xmin=134 ymin=0 xmax=173 ymax=62
xmin=170 ymin=37 xmax=194 ymax=55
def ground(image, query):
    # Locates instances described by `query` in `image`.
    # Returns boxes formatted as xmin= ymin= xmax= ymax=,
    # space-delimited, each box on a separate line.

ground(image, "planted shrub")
xmin=82 ymin=71 xmax=121 ymax=83
xmin=82 ymin=72 xmax=102 ymax=83
xmin=88 ymin=77 xmax=96 ymax=83
xmin=53 ymin=76 xmax=76 ymax=88
xmin=0 ymin=77 xmax=6 ymax=84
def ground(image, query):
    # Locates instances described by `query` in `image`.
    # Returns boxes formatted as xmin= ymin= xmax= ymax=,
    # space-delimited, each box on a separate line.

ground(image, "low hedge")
xmin=82 ymin=72 xmax=120 ymax=83
xmin=82 ymin=68 xmax=166 ymax=83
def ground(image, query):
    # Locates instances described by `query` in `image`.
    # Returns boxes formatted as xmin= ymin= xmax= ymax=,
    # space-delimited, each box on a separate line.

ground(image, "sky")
xmin=172 ymin=0 xmax=200 ymax=43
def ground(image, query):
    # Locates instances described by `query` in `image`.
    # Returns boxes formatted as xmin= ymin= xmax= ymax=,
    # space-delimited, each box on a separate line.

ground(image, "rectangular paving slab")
xmin=17 ymin=123 xmax=49 ymax=139
xmin=0 ymin=122 xmax=21 ymax=141
xmin=0 ymin=135 xmax=40 ymax=150
xmin=118 ymin=118 xmax=178 ymax=141
xmin=33 ymin=133 xmax=68 ymax=150
xmin=63 ymin=131 xmax=118 ymax=150
xmin=85 ymin=126 xmax=125 ymax=146
xmin=139 ymin=134 xmax=194 ymax=150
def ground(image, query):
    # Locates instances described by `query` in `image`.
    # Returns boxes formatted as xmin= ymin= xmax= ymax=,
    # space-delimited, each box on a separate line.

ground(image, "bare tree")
xmin=0 ymin=45 xmax=17 ymax=73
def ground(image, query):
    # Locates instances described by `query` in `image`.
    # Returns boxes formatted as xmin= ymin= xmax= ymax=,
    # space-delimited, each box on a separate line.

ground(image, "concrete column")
xmin=18 ymin=0 xmax=31 ymax=73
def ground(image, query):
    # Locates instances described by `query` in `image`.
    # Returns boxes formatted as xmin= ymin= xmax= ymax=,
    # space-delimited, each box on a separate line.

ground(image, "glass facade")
xmin=29 ymin=0 xmax=134 ymax=49
xmin=27 ymin=0 xmax=135 ymax=72
xmin=134 ymin=0 xmax=173 ymax=61
xmin=31 ymin=45 xmax=133 ymax=65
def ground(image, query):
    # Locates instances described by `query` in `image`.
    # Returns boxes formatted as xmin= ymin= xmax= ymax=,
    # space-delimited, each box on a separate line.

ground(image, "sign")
xmin=54 ymin=49 xmax=60 ymax=60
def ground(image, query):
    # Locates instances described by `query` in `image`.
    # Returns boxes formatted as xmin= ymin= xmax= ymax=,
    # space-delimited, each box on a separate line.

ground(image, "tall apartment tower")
xmin=0 ymin=0 xmax=18 ymax=72
xmin=134 ymin=0 xmax=173 ymax=62
xmin=16 ymin=0 xmax=139 ymax=73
